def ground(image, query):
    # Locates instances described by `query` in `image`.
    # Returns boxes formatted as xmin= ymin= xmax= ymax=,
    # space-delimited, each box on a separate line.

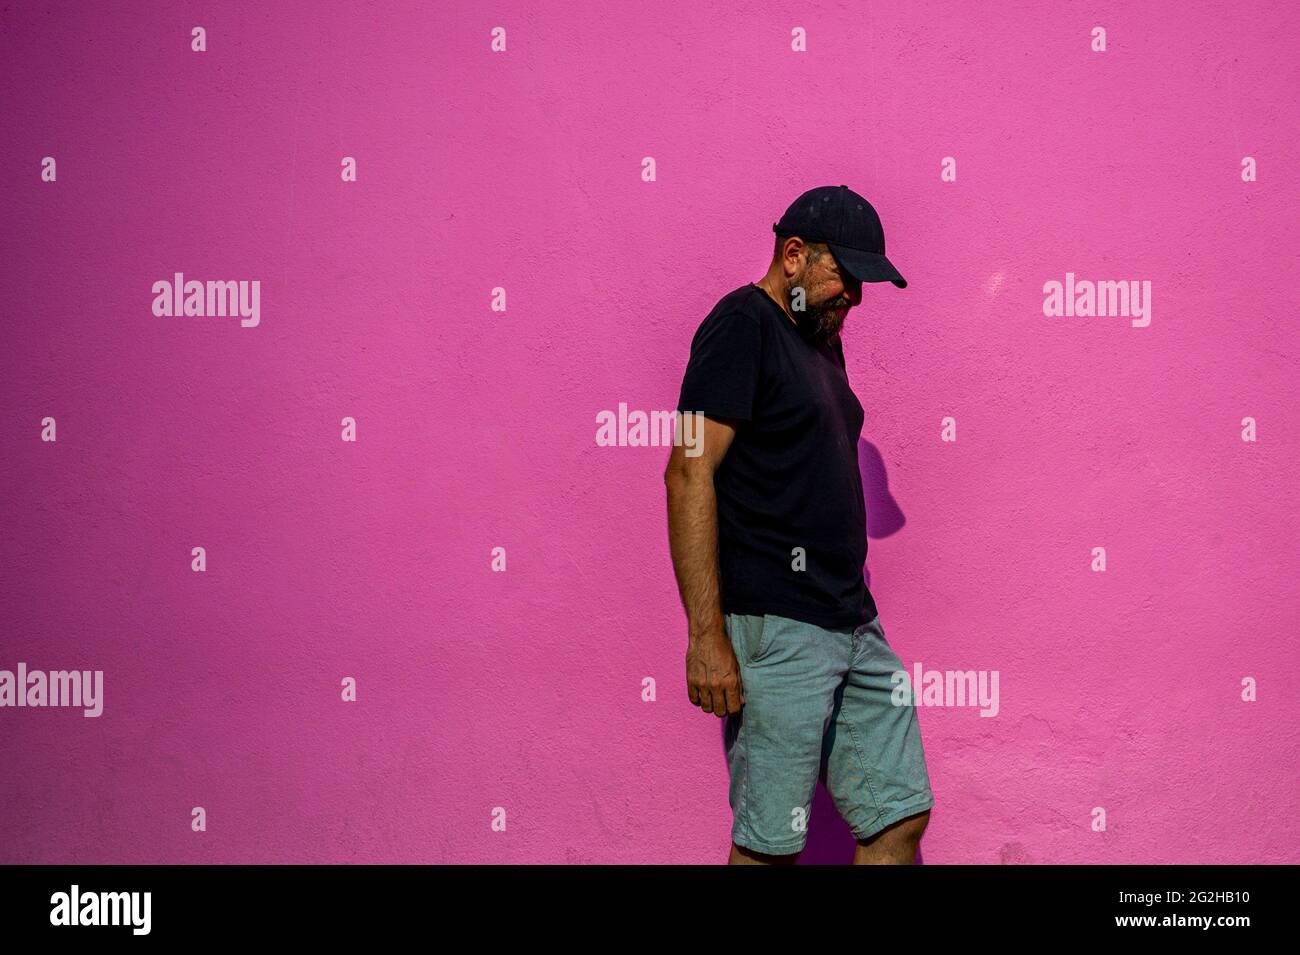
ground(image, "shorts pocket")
xmin=728 ymin=614 xmax=773 ymax=665
xmin=748 ymin=614 xmax=778 ymax=662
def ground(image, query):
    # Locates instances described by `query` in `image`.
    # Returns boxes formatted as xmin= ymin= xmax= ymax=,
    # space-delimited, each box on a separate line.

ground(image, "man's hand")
xmin=686 ymin=627 xmax=745 ymax=716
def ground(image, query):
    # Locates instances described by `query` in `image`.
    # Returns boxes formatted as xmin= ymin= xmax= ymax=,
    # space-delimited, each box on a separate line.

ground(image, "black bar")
xmin=0 ymin=864 xmax=1287 ymax=941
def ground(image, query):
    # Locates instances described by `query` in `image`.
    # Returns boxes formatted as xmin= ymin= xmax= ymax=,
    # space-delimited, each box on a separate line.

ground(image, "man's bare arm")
xmin=664 ymin=414 xmax=745 ymax=716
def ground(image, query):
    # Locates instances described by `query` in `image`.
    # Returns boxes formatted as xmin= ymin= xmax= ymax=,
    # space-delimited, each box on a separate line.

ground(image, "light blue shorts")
xmin=723 ymin=611 xmax=935 ymax=855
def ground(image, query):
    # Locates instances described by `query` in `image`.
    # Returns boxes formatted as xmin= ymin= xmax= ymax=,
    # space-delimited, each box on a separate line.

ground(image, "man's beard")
xmin=790 ymin=293 xmax=850 ymax=345
xmin=775 ymin=269 xmax=849 ymax=344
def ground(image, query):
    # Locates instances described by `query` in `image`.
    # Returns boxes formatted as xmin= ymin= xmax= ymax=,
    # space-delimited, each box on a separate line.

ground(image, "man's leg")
xmin=722 ymin=614 xmax=847 ymax=863
xmin=852 ymin=809 xmax=929 ymax=864
xmin=821 ymin=614 xmax=936 ymax=864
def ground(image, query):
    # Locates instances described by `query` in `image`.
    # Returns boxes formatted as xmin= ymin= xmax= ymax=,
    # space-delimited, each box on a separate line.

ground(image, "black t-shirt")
xmin=675 ymin=282 xmax=877 ymax=630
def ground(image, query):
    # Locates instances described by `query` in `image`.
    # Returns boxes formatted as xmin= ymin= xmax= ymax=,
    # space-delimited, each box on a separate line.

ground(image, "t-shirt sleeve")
xmin=676 ymin=310 xmax=763 ymax=421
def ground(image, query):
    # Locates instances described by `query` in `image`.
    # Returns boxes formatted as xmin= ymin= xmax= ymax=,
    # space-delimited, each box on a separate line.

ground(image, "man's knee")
xmin=900 ymin=809 xmax=930 ymax=840
xmin=858 ymin=809 xmax=930 ymax=846
xmin=729 ymin=841 xmax=801 ymax=865
xmin=907 ymin=808 xmax=931 ymax=829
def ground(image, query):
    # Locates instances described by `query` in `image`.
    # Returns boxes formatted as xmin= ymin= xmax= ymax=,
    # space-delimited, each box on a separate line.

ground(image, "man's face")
xmin=788 ymin=250 xmax=862 ymax=344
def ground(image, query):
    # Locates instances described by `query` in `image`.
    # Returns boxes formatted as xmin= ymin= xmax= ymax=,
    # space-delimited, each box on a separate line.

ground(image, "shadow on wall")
xmin=714 ymin=439 xmax=922 ymax=864
xmin=859 ymin=437 xmax=905 ymax=595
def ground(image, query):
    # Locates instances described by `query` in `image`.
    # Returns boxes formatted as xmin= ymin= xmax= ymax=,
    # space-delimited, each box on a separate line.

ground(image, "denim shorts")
xmin=722 ymin=611 xmax=935 ymax=855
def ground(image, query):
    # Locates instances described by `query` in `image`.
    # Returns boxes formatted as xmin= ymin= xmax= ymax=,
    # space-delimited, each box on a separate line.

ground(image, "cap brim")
xmin=828 ymin=243 xmax=907 ymax=288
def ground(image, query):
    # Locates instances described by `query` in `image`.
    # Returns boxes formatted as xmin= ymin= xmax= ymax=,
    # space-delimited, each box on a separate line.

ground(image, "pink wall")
xmin=1 ymin=0 xmax=1296 ymax=864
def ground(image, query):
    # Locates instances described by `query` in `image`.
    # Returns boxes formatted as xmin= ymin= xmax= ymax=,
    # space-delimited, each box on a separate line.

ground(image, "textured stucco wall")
xmin=1 ymin=0 xmax=1297 ymax=864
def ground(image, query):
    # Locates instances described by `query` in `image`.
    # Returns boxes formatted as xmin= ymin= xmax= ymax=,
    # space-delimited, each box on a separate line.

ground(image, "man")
xmin=664 ymin=185 xmax=934 ymax=865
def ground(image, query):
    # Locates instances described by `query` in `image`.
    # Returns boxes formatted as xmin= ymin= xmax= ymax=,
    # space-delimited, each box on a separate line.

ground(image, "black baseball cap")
xmin=772 ymin=184 xmax=907 ymax=288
